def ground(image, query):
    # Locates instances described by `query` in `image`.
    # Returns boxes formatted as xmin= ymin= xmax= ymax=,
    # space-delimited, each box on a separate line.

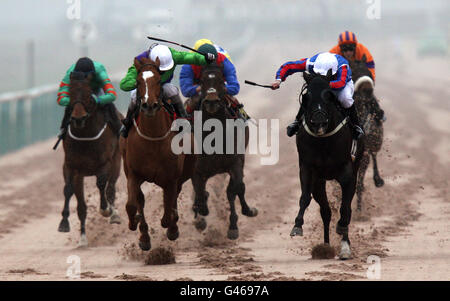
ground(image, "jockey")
xmin=56 ymin=57 xmax=121 ymax=138
xmin=119 ymin=43 xmax=216 ymax=138
xmin=329 ymin=31 xmax=376 ymax=82
xmin=330 ymin=31 xmax=385 ymax=122
xmin=179 ymin=43 xmax=242 ymax=117
xmin=193 ymin=38 xmax=233 ymax=62
xmin=271 ymin=52 xmax=364 ymax=139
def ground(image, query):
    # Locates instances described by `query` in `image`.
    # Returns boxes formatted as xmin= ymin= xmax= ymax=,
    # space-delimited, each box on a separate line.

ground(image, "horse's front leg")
xmin=97 ymin=173 xmax=112 ymax=217
xmin=371 ymin=151 xmax=384 ymax=187
xmin=125 ymin=174 xmax=143 ymax=232
xmin=162 ymin=183 xmax=180 ymax=241
xmin=58 ymin=164 xmax=73 ymax=233
xmin=73 ymin=174 xmax=88 ymax=247
xmin=336 ymin=163 xmax=357 ymax=260
xmin=191 ymin=172 xmax=209 ymax=231
xmin=356 ymin=151 xmax=370 ymax=211
xmin=290 ymin=166 xmax=313 ymax=237
xmin=106 ymin=149 xmax=122 ymax=224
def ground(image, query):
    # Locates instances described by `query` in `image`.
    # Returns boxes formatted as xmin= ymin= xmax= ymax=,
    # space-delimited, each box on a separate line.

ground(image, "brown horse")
xmin=350 ymin=57 xmax=385 ymax=211
xmin=58 ymin=71 xmax=122 ymax=247
xmin=120 ymin=57 xmax=195 ymax=251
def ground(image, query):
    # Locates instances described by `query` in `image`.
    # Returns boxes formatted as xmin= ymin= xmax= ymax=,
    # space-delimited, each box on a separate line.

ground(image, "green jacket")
xmin=57 ymin=61 xmax=117 ymax=106
xmin=120 ymin=47 xmax=207 ymax=91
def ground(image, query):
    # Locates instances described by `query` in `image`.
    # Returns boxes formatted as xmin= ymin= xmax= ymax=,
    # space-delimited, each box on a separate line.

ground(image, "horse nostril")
xmin=141 ymin=103 xmax=148 ymax=109
xmin=152 ymin=103 xmax=159 ymax=109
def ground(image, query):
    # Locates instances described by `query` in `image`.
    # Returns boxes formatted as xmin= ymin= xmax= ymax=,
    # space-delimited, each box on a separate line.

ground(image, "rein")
xmin=68 ymin=123 xmax=107 ymax=141
xmin=302 ymin=116 xmax=349 ymax=138
xmin=133 ymin=119 xmax=172 ymax=141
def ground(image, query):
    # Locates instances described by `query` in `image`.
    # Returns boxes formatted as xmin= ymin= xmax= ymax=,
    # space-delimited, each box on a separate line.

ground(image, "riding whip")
xmin=244 ymin=80 xmax=273 ymax=89
xmin=147 ymin=36 xmax=203 ymax=55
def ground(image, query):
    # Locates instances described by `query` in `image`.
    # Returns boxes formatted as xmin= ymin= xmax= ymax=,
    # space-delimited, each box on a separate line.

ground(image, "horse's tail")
xmin=354 ymin=76 xmax=374 ymax=92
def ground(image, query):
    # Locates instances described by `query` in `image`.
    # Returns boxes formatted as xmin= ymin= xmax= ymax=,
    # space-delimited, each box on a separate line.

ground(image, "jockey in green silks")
xmin=119 ymin=43 xmax=216 ymax=138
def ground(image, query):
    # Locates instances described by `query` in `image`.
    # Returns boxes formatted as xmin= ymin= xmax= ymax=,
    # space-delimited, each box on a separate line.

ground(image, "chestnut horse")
xmin=120 ymin=57 xmax=195 ymax=251
xmin=58 ymin=71 xmax=122 ymax=247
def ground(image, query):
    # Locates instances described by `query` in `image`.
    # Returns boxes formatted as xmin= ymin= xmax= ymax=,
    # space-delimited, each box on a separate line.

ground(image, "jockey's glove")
xmin=91 ymin=94 xmax=99 ymax=104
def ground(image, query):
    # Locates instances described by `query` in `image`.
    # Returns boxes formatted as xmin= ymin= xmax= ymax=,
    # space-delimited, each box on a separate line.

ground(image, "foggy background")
xmin=0 ymin=0 xmax=448 ymax=93
xmin=0 ymin=0 xmax=448 ymax=155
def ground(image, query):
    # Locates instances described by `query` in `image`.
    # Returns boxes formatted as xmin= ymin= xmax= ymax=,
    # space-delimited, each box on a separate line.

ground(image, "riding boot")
xmin=106 ymin=104 xmax=122 ymax=137
xmin=58 ymin=106 xmax=72 ymax=140
xmin=286 ymin=101 xmax=306 ymax=137
xmin=120 ymin=102 xmax=137 ymax=138
xmin=347 ymin=104 xmax=364 ymax=140
xmin=171 ymin=94 xmax=188 ymax=118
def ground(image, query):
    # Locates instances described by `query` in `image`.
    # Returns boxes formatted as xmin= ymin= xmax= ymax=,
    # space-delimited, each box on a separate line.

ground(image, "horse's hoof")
xmin=167 ymin=229 xmax=179 ymax=241
xmin=128 ymin=221 xmax=138 ymax=231
xmin=227 ymin=229 xmax=239 ymax=240
xmin=290 ymin=226 xmax=303 ymax=236
xmin=77 ymin=234 xmax=88 ymax=248
xmin=99 ymin=207 xmax=113 ymax=217
xmin=339 ymin=241 xmax=352 ymax=260
xmin=139 ymin=240 xmax=151 ymax=251
xmin=58 ymin=220 xmax=70 ymax=233
xmin=243 ymin=207 xmax=258 ymax=217
xmin=194 ymin=216 xmax=207 ymax=232
xmin=336 ymin=224 xmax=349 ymax=235
xmin=109 ymin=213 xmax=121 ymax=224
xmin=374 ymin=178 xmax=385 ymax=187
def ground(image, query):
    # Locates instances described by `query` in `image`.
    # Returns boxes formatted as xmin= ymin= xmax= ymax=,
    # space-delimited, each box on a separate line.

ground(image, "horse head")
xmin=303 ymin=70 xmax=341 ymax=136
xmin=134 ymin=56 xmax=163 ymax=117
xmin=69 ymin=71 xmax=97 ymax=129
xmin=350 ymin=54 xmax=374 ymax=98
xmin=200 ymin=63 xmax=226 ymax=115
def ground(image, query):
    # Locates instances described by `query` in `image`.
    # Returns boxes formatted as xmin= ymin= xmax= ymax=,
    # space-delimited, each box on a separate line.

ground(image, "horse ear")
xmin=155 ymin=57 xmax=160 ymax=68
xmin=303 ymin=72 xmax=312 ymax=84
xmin=362 ymin=54 xmax=367 ymax=63
xmin=326 ymin=69 xmax=333 ymax=81
xmin=134 ymin=57 xmax=141 ymax=70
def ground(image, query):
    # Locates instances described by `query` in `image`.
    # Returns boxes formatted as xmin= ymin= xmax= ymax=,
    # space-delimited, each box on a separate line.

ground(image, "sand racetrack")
xmin=0 ymin=41 xmax=448 ymax=281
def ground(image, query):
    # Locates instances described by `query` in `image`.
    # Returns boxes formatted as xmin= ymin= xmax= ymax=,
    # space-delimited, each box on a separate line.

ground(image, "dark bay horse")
xmin=191 ymin=63 xmax=257 ymax=240
xmin=120 ymin=57 xmax=195 ymax=251
xmin=58 ymin=71 xmax=122 ymax=247
xmin=350 ymin=56 xmax=384 ymax=211
xmin=290 ymin=71 xmax=364 ymax=259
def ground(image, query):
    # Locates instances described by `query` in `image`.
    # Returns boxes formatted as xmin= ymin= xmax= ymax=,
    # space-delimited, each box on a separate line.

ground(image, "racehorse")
xmin=120 ymin=57 xmax=195 ymax=251
xmin=191 ymin=63 xmax=258 ymax=240
xmin=58 ymin=71 xmax=122 ymax=247
xmin=350 ymin=56 xmax=384 ymax=211
xmin=290 ymin=70 xmax=364 ymax=259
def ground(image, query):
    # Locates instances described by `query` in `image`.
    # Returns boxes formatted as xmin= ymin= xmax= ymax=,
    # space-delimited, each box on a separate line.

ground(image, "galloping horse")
xmin=290 ymin=71 xmax=364 ymax=259
xmin=120 ymin=57 xmax=195 ymax=251
xmin=58 ymin=71 xmax=122 ymax=247
xmin=191 ymin=63 xmax=257 ymax=240
xmin=350 ymin=56 xmax=384 ymax=211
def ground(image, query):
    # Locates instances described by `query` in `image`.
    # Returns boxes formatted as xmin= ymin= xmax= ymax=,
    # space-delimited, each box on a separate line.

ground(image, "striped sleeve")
xmin=329 ymin=65 xmax=348 ymax=90
xmin=96 ymin=64 xmax=117 ymax=105
xmin=275 ymin=59 xmax=307 ymax=82
xmin=56 ymin=71 xmax=71 ymax=106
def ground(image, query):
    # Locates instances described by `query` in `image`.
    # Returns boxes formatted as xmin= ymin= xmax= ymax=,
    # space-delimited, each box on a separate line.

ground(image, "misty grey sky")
xmin=0 ymin=0 xmax=448 ymax=92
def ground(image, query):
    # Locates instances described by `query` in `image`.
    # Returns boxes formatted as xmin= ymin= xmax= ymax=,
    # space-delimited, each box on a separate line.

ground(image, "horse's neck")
xmin=138 ymin=110 xmax=172 ymax=137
